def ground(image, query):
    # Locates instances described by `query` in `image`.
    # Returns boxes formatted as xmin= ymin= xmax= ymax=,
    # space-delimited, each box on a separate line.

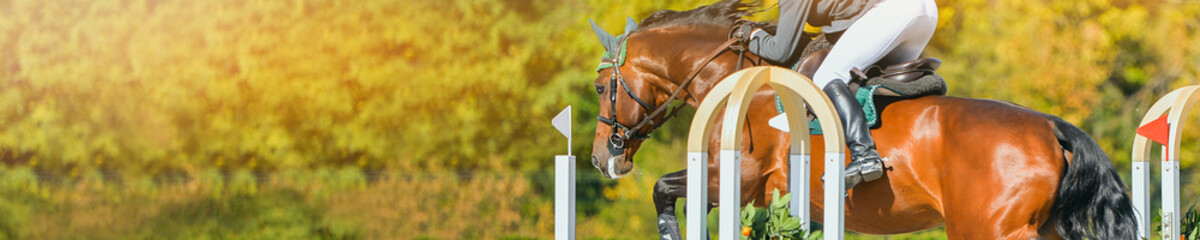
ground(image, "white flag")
xmin=552 ymin=106 xmax=572 ymax=139
xmin=768 ymin=113 xmax=790 ymax=132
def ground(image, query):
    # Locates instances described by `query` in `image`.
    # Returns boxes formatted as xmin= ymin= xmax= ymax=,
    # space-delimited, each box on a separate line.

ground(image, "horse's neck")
xmin=682 ymin=49 xmax=758 ymax=108
xmin=636 ymin=25 xmax=751 ymax=108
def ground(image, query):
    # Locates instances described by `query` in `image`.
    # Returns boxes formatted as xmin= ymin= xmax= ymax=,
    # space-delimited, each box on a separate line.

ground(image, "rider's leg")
xmin=812 ymin=0 xmax=938 ymax=190
xmin=822 ymin=80 xmax=884 ymax=190
xmin=812 ymin=0 xmax=938 ymax=87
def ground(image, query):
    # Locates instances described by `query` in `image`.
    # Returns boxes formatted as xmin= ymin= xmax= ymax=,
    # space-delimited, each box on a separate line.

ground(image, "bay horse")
xmin=586 ymin=0 xmax=1136 ymax=239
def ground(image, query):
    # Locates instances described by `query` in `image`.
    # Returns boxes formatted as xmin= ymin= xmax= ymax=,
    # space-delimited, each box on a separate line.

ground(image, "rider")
xmin=739 ymin=0 xmax=938 ymax=190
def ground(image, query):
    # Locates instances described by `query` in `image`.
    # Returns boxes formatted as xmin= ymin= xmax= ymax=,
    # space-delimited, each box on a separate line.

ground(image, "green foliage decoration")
xmin=1157 ymin=197 xmax=1200 ymax=240
xmin=1186 ymin=202 xmax=1200 ymax=240
xmin=740 ymin=189 xmax=822 ymax=240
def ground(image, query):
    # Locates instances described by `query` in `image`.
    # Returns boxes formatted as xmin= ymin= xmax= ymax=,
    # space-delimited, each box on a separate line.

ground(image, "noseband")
xmin=597 ymin=37 xmax=743 ymax=156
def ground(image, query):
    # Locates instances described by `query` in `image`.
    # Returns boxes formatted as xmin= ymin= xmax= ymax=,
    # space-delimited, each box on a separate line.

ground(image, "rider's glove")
xmin=731 ymin=22 xmax=759 ymax=43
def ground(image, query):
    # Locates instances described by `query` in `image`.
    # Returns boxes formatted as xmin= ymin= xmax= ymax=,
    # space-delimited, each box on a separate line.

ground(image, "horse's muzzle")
xmin=591 ymin=154 xmax=630 ymax=180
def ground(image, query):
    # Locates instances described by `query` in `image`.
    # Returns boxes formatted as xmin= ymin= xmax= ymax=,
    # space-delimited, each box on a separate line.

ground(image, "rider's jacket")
xmin=808 ymin=0 xmax=881 ymax=33
xmin=749 ymin=0 xmax=881 ymax=64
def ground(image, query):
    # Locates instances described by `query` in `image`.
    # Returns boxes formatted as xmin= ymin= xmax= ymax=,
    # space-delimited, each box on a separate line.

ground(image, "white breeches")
xmin=813 ymin=0 xmax=939 ymax=88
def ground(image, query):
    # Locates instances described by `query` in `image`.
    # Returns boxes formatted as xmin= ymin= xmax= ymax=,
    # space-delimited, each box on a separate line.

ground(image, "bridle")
xmin=597 ymin=36 xmax=744 ymax=156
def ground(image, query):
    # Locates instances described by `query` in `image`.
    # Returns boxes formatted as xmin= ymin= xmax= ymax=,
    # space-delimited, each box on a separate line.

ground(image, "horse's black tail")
xmin=1049 ymin=116 xmax=1137 ymax=239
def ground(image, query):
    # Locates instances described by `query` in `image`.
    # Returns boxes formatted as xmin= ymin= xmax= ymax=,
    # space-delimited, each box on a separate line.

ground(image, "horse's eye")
xmin=596 ymin=85 xmax=605 ymax=94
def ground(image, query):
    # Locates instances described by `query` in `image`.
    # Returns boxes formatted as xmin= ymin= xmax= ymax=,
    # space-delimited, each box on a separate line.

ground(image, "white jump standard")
xmin=686 ymin=66 xmax=848 ymax=240
xmin=552 ymin=106 xmax=576 ymax=239
xmin=1131 ymin=85 xmax=1199 ymax=240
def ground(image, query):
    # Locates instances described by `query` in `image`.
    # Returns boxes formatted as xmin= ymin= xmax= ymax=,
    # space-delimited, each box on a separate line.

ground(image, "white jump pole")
xmin=686 ymin=66 xmax=845 ymax=240
xmin=556 ymin=154 xmax=576 ymax=239
xmin=552 ymin=106 xmax=575 ymax=240
xmin=1131 ymin=85 xmax=1199 ymax=240
xmin=687 ymin=69 xmax=751 ymax=240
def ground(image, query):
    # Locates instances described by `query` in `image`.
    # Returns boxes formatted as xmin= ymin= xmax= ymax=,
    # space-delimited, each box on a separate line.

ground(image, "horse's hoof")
xmin=657 ymin=214 xmax=682 ymax=240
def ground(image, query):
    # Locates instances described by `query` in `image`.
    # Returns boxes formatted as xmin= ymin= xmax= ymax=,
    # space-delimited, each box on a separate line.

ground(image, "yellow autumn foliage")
xmin=0 ymin=0 xmax=1198 ymax=238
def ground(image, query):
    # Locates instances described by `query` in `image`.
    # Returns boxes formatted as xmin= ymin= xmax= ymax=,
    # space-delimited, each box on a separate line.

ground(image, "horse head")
xmin=587 ymin=0 xmax=763 ymax=179
xmin=588 ymin=18 xmax=656 ymax=179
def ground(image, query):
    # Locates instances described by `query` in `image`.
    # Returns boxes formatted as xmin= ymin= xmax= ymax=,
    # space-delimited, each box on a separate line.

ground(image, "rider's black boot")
xmin=823 ymin=80 xmax=885 ymax=191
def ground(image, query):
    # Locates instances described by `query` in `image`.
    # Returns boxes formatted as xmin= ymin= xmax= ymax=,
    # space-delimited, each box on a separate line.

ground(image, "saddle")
xmin=794 ymin=47 xmax=947 ymax=97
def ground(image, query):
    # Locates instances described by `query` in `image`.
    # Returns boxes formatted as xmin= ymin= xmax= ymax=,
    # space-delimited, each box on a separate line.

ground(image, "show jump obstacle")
xmin=1131 ymin=85 xmax=1199 ymax=240
xmin=552 ymin=66 xmax=848 ymax=239
xmin=686 ymin=66 xmax=847 ymax=240
xmin=551 ymin=106 xmax=575 ymax=239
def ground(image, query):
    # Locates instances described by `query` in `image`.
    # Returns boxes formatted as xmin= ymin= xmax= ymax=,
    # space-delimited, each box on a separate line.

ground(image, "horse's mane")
xmin=633 ymin=0 xmax=771 ymax=34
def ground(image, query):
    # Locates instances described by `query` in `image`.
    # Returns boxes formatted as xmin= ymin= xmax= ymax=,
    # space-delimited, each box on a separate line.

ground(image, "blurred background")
xmin=0 ymin=0 xmax=1198 ymax=239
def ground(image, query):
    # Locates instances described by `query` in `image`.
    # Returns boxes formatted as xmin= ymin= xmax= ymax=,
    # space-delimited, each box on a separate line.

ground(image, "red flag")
xmin=1136 ymin=113 xmax=1171 ymax=159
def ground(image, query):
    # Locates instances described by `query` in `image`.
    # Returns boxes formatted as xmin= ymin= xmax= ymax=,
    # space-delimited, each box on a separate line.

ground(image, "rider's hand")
xmin=731 ymin=22 xmax=759 ymax=43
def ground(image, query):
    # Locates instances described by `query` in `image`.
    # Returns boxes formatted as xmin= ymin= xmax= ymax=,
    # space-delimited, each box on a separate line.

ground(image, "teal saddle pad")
xmin=774 ymin=85 xmax=886 ymax=135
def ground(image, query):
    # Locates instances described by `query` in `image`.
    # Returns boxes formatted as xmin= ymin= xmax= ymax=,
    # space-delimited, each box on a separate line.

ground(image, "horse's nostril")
xmin=592 ymin=156 xmax=600 ymax=166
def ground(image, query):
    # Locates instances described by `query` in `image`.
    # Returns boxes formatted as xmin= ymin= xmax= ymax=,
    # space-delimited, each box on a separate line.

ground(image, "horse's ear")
xmin=590 ymin=19 xmax=617 ymax=51
xmin=623 ymin=17 xmax=639 ymax=35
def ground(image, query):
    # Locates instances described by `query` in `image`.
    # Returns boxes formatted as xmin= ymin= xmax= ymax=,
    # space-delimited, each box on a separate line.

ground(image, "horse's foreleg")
xmin=654 ymin=169 xmax=689 ymax=240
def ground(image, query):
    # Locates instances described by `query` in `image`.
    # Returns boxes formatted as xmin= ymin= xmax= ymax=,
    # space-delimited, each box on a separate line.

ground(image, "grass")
xmin=0 ymin=166 xmax=549 ymax=239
